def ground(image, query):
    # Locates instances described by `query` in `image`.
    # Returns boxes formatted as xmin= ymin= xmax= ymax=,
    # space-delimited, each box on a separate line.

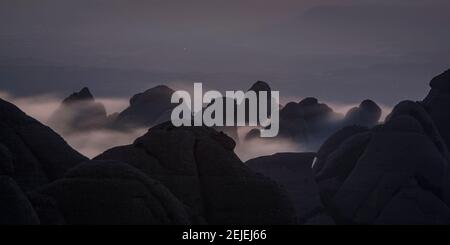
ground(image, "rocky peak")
xmin=62 ymin=87 xmax=94 ymax=104
xmin=130 ymin=85 xmax=174 ymax=105
xmin=298 ymin=97 xmax=319 ymax=107
xmin=430 ymin=69 xmax=450 ymax=93
xmin=248 ymin=81 xmax=271 ymax=93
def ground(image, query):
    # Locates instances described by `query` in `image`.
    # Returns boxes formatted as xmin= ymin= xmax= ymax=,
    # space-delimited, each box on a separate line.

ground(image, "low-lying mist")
xmin=0 ymin=91 xmax=144 ymax=158
xmin=1 ymin=90 xmax=392 ymax=161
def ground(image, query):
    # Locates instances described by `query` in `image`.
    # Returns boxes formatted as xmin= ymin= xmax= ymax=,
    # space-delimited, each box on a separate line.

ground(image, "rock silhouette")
xmin=0 ymin=144 xmax=14 ymax=176
xmin=2 ymin=68 xmax=450 ymax=225
xmin=62 ymin=87 xmax=95 ymax=104
xmin=0 ymin=98 xmax=87 ymax=191
xmin=245 ymin=96 xmax=382 ymax=153
xmin=95 ymin=122 xmax=296 ymax=225
xmin=36 ymin=161 xmax=192 ymax=225
xmin=314 ymin=101 xmax=450 ymax=224
xmin=246 ymin=97 xmax=339 ymax=150
xmin=202 ymin=96 xmax=239 ymax=140
xmin=201 ymin=81 xmax=274 ymax=140
xmin=313 ymin=125 xmax=369 ymax=175
xmin=48 ymin=87 xmax=108 ymax=134
xmin=114 ymin=85 xmax=176 ymax=129
xmin=344 ymin=99 xmax=382 ymax=127
xmin=246 ymin=153 xmax=334 ymax=224
xmin=423 ymin=69 xmax=450 ymax=149
xmin=0 ymin=176 xmax=40 ymax=225
xmin=0 ymin=99 xmax=194 ymax=225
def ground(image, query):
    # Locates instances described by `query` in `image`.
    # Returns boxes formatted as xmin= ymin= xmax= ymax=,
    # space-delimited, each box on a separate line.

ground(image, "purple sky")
xmin=1 ymin=0 xmax=450 ymax=105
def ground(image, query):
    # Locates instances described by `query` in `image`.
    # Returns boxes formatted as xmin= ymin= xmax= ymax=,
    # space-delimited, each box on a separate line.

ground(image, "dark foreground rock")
xmin=0 ymin=176 xmax=40 ymax=225
xmin=423 ymin=69 xmax=450 ymax=149
xmin=95 ymin=122 xmax=296 ymax=225
xmin=0 ymin=98 xmax=88 ymax=191
xmin=246 ymin=153 xmax=334 ymax=224
xmin=314 ymin=101 xmax=450 ymax=224
xmin=37 ymin=161 xmax=192 ymax=225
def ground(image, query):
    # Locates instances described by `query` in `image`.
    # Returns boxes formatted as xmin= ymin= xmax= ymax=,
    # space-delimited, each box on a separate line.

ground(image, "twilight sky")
xmin=1 ymin=0 xmax=450 ymax=105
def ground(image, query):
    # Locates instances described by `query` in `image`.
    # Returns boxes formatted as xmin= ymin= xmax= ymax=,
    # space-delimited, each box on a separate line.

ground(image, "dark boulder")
xmin=247 ymin=97 xmax=338 ymax=147
xmin=313 ymin=126 xmax=369 ymax=174
xmin=95 ymin=122 xmax=296 ymax=225
xmin=27 ymin=192 xmax=65 ymax=225
xmin=203 ymin=97 xmax=239 ymax=140
xmin=387 ymin=101 xmax=449 ymax=159
xmin=0 ymin=176 xmax=40 ymax=225
xmin=37 ymin=160 xmax=192 ymax=225
xmin=428 ymin=69 xmax=450 ymax=93
xmin=344 ymin=100 xmax=382 ymax=127
xmin=245 ymin=97 xmax=382 ymax=154
xmin=280 ymin=97 xmax=333 ymax=122
xmin=0 ymin=98 xmax=88 ymax=191
xmin=114 ymin=85 xmax=176 ymax=128
xmin=0 ymin=144 xmax=14 ymax=176
xmin=314 ymin=102 xmax=450 ymax=224
xmin=246 ymin=153 xmax=334 ymax=224
xmin=422 ymin=69 xmax=450 ymax=149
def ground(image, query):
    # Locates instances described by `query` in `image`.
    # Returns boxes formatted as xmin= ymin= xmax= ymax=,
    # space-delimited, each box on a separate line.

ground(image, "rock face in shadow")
xmin=201 ymin=81 xmax=273 ymax=141
xmin=313 ymin=101 xmax=450 ymax=224
xmin=95 ymin=122 xmax=296 ymax=224
xmin=114 ymin=85 xmax=176 ymax=128
xmin=246 ymin=97 xmax=339 ymax=150
xmin=423 ymin=69 xmax=450 ymax=149
xmin=0 ymin=99 xmax=193 ymax=225
xmin=27 ymin=191 xmax=66 ymax=225
xmin=0 ymin=176 xmax=40 ymax=225
xmin=0 ymin=98 xmax=88 ymax=191
xmin=1 ymin=96 xmax=294 ymax=225
xmin=279 ymin=97 xmax=334 ymax=142
xmin=0 ymin=98 xmax=89 ymax=224
xmin=246 ymin=96 xmax=381 ymax=150
xmin=246 ymin=153 xmax=334 ymax=224
xmin=202 ymin=97 xmax=239 ymax=141
xmin=48 ymin=87 xmax=108 ymax=134
xmin=0 ymin=144 xmax=14 ymax=176
xmin=344 ymin=100 xmax=382 ymax=127
xmin=36 ymin=161 xmax=192 ymax=225
xmin=313 ymin=126 xmax=369 ymax=176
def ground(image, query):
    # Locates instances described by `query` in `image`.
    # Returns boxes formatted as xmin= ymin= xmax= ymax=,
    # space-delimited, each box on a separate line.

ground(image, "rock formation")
xmin=246 ymin=97 xmax=339 ymax=150
xmin=36 ymin=161 xmax=192 ymax=225
xmin=246 ymin=153 xmax=334 ymax=224
xmin=422 ymin=69 xmax=450 ymax=149
xmin=1 ymin=98 xmax=193 ymax=225
xmin=48 ymin=87 xmax=108 ymax=134
xmin=0 ymin=98 xmax=87 ymax=191
xmin=0 ymin=176 xmax=40 ymax=225
xmin=313 ymin=101 xmax=450 ymax=224
xmin=114 ymin=85 xmax=176 ymax=128
xmin=95 ymin=122 xmax=296 ymax=225
xmin=344 ymin=99 xmax=382 ymax=127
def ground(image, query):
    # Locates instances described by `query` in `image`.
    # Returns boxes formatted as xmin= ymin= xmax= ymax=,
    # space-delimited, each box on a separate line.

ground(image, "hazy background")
xmin=1 ymin=0 xmax=450 ymax=105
